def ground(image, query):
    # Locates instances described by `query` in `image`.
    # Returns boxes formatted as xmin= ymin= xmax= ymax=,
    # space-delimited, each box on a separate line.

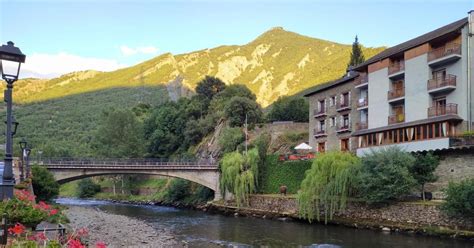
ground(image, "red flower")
xmin=76 ymin=227 xmax=88 ymax=238
xmin=35 ymin=232 xmax=47 ymax=241
xmin=36 ymin=201 xmax=51 ymax=210
xmin=95 ymin=241 xmax=107 ymax=248
xmin=68 ymin=239 xmax=86 ymax=248
xmin=15 ymin=190 xmax=35 ymax=202
xmin=8 ymin=223 xmax=25 ymax=236
xmin=49 ymin=209 xmax=59 ymax=216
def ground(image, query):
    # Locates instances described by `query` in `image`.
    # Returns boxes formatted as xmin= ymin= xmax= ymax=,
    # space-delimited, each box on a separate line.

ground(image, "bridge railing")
xmin=32 ymin=157 xmax=218 ymax=167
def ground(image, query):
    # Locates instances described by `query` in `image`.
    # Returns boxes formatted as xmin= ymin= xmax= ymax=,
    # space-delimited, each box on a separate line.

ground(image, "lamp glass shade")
xmin=0 ymin=60 xmax=21 ymax=81
xmin=19 ymin=139 xmax=27 ymax=150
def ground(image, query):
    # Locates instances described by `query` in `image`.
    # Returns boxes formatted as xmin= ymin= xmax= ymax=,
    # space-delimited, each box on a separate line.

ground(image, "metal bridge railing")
xmin=31 ymin=157 xmax=219 ymax=168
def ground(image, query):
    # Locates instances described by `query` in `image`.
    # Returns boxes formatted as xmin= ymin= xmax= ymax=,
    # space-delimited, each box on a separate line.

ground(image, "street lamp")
xmin=24 ymin=146 xmax=31 ymax=179
xmin=0 ymin=41 xmax=26 ymax=199
xmin=19 ymin=138 xmax=27 ymax=182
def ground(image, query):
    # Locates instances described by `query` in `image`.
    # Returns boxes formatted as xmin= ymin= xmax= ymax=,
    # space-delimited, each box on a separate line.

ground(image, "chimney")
xmin=346 ymin=65 xmax=354 ymax=77
xmin=469 ymin=10 xmax=474 ymax=36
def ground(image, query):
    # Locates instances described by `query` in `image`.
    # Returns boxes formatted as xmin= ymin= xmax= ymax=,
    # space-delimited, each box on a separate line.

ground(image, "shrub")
xmin=298 ymin=152 xmax=360 ymax=223
xmin=442 ymin=179 xmax=474 ymax=218
xmin=410 ymin=152 xmax=439 ymax=200
xmin=77 ymin=178 xmax=101 ymax=198
xmin=31 ymin=165 xmax=60 ymax=202
xmin=267 ymin=96 xmax=309 ymax=123
xmin=164 ymin=179 xmax=191 ymax=203
xmin=357 ymin=147 xmax=416 ymax=204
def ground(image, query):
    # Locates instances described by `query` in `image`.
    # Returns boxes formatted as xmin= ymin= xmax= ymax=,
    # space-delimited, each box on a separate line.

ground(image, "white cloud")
xmin=13 ymin=52 xmax=127 ymax=79
xmin=120 ymin=45 xmax=159 ymax=57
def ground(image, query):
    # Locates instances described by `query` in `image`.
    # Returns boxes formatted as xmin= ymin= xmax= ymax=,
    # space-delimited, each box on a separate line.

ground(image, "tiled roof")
xmin=303 ymin=72 xmax=358 ymax=97
xmin=354 ymin=17 xmax=468 ymax=70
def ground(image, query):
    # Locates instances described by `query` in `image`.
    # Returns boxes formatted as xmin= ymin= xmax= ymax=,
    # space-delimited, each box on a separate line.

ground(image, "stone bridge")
xmin=36 ymin=158 xmax=222 ymax=200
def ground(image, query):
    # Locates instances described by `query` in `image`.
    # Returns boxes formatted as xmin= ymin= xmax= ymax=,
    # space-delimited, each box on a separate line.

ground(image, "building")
xmin=304 ymin=71 xmax=359 ymax=153
xmin=352 ymin=12 xmax=474 ymax=156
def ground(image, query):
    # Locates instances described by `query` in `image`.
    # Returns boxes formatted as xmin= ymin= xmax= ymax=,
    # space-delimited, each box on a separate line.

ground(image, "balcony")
xmin=388 ymin=61 xmax=405 ymax=79
xmin=313 ymin=109 xmax=327 ymax=118
xmin=388 ymin=113 xmax=405 ymax=125
xmin=427 ymin=74 xmax=456 ymax=94
xmin=428 ymin=103 xmax=458 ymax=118
xmin=428 ymin=43 xmax=461 ymax=67
xmin=336 ymin=123 xmax=351 ymax=133
xmin=313 ymin=128 xmax=327 ymax=138
xmin=336 ymin=102 xmax=351 ymax=112
xmin=357 ymin=97 xmax=368 ymax=110
xmin=387 ymin=87 xmax=405 ymax=103
xmin=356 ymin=122 xmax=368 ymax=131
xmin=354 ymin=74 xmax=368 ymax=88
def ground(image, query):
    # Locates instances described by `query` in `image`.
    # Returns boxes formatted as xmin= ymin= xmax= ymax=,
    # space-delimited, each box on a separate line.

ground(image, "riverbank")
xmin=208 ymin=194 xmax=474 ymax=241
xmin=65 ymin=205 xmax=180 ymax=247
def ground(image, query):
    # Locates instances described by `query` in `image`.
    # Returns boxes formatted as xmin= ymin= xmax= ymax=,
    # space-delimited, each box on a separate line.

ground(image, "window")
xmin=341 ymin=92 xmax=350 ymax=106
xmin=342 ymin=114 xmax=350 ymax=127
xmin=318 ymin=142 xmax=326 ymax=153
xmin=318 ymin=99 xmax=326 ymax=113
xmin=341 ymin=138 xmax=350 ymax=151
xmin=319 ymin=120 xmax=326 ymax=132
xmin=330 ymin=117 xmax=336 ymax=127
xmin=330 ymin=96 xmax=336 ymax=106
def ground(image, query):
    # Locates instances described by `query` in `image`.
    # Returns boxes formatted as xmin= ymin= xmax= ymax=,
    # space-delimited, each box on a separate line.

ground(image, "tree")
xmin=31 ymin=165 xmax=60 ymax=202
xmin=224 ymin=96 xmax=263 ymax=127
xmin=347 ymin=35 xmax=365 ymax=70
xmin=218 ymin=127 xmax=245 ymax=153
xmin=267 ymin=96 xmax=309 ymax=122
xmin=298 ymin=152 xmax=360 ymax=223
xmin=411 ymin=152 xmax=439 ymax=201
xmin=357 ymin=147 xmax=417 ymax=204
xmin=93 ymin=108 xmax=145 ymax=158
xmin=195 ymin=76 xmax=226 ymax=100
xmin=442 ymin=179 xmax=474 ymax=218
xmin=209 ymin=84 xmax=256 ymax=114
xmin=220 ymin=148 xmax=259 ymax=206
xmin=77 ymin=178 xmax=101 ymax=198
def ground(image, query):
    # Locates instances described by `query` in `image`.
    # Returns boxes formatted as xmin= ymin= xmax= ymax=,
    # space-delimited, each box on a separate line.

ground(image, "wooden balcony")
xmin=356 ymin=122 xmax=368 ymax=131
xmin=427 ymin=74 xmax=456 ymax=94
xmin=387 ymin=87 xmax=405 ymax=103
xmin=313 ymin=128 xmax=327 ymax=137
xmin=388 ymin=113 xmax=405 ymax=125
xmin=428 ymin=103 xmax=458 ymax=118
xmin=336 ymin=123 xmax=351 ymax=133
xmin=428 ymin=43 xmax=462 ymax=67
xmin=388 ymin=61 xmax=405 ymax=78
xmin=354 ymin=74 xmax=368 ymax=88
xmin=313 ymin=109 xmax=327 ymax=118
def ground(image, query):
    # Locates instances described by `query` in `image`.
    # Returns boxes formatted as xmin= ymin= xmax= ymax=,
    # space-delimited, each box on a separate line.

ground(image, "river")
xmin=56 ymin=198 xmax=473 ymax=248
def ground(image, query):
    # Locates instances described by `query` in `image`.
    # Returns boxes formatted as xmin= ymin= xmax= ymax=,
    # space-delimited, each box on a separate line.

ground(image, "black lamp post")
xmin=0 ymin=41 xmax=26 ymax=199
xmin=19 ymin=138 xmax=27 ymax=182
xmin=24 ymin=146 xmax=31 ymax=179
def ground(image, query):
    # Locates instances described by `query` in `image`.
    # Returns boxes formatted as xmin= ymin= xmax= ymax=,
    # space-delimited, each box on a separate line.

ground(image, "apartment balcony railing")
xmin=427 ymin=74 xmax=456 ymax=92
xmin=388 ymin=61 xmax=405 ymax=76
xmin=357 ymin=97 xmax=368 ymax=109
xmin=387 ymin=87 xmax=405 ymax=101
xmin=313 ymin=109 xmax=327 ymax=118
xmin=428 ymin=43 xmax=461 ymax=62
xmin=428 ymin=103 xmax=458 ymax=118
xmin=354 ymin=74 xmax=368 ymax=87
xmin=313 ymin=128 xmax=327 ymax=137
xmin=388 ymin=113 xmax=405 ymax=125
xmin=356 ymin=122 xmax=368 ymax=131
xmin=336 ymin=123 xmax=351 ymax=133
xmin=336 ymin=101 xmax=351 ymax=111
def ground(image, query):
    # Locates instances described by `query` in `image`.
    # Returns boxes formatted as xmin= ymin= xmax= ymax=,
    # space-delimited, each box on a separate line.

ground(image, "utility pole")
xmin=245 ymin=113 xmax=248 ymax=155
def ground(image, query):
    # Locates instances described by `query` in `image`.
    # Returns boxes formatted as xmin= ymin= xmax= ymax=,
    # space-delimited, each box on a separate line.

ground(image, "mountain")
xmin=2 ymin=27 xmax=385 ymax=156
xmin=10 ymin=27 xmax=384 ymax=107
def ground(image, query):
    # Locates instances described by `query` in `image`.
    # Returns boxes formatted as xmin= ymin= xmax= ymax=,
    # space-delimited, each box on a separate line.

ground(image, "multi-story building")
xmin=352 ymin=12 xmax=474 ymax=155
xmin=304 ymin=71 xmax=359 ymax=153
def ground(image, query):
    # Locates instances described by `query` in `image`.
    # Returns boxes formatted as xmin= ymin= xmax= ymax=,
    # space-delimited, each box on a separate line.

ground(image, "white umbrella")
xmin=294 ymin=143 xmax=313 ymax=150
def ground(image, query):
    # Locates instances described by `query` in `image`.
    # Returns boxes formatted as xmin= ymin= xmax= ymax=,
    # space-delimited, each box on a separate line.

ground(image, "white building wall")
xmin=368 ymin=68 xmax=389 ymax=128
xmin=405 ymin=54 xmax=430 ymax=122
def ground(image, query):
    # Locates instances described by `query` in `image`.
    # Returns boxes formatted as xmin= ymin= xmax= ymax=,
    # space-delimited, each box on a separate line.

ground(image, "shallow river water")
xmin=57 ymin=198 xmax=473 ymax=248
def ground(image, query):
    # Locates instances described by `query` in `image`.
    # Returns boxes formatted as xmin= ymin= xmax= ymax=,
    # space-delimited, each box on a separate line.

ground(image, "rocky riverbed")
xmin=65 ymin=206 xmax=180 ymax=247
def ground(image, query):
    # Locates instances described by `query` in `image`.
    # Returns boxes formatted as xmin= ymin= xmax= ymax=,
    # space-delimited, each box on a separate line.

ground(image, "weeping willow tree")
xmin=220 ymin=148 xmax=259 ymax=206
xmin=298 ymin=151 xmax=360 ymax=223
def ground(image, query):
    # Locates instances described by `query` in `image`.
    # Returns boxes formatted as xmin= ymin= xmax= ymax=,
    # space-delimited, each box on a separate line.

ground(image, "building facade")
xmin=304 ymin=72 xmax=359 ymax=153
xmin=352 ymin=12 xmax=474 ymax=156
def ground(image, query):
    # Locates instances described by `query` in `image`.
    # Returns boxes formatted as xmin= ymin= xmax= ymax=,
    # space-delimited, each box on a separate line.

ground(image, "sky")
xmin=1 ymin=0 xmax=473 ymax=78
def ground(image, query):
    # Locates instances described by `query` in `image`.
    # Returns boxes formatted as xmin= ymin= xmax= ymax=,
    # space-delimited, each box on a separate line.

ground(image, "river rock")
xmin=382 ymin=227 xmax=391 ymax=232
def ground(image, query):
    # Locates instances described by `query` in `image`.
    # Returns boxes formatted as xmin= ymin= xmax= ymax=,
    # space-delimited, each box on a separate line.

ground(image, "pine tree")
xmin=347 ymin=35 xmax=365 ymax=70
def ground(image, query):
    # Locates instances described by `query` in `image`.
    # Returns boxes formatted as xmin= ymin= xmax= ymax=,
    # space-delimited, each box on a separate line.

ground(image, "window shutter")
xmin=348 ymin=91 xmax=351 ymax=104
xmin=324 ymin=99 xmax=327 ymax=111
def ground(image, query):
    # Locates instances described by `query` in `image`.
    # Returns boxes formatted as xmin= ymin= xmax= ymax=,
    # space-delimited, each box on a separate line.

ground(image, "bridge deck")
xmin=36 ymin=159 xmax=219 ymax=170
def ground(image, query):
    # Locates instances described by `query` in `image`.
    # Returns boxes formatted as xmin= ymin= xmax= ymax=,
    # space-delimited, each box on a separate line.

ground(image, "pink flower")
xmin=49 ymin=209 xmax=59 ymax=216
xmin=36 ymin=201 xmax=51 ymax=210
xmin=76 ymin=227 xmax=88 ymax=238
xmin=68 ymin=239 xmax=86 ymax=248
xmin=95 ymin=241 xmax=107 ymax=248
xmin=35 ymin=232 xmax=47 ymax=241
xmin=8 ymin=223 xmax=25 ymax=236
xmin=15 ymin=190 xmax=35 ymax=202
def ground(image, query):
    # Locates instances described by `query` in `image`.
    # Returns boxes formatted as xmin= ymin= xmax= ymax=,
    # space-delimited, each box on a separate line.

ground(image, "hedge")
xmin=259 ymin=155 xmax=312 ymax=194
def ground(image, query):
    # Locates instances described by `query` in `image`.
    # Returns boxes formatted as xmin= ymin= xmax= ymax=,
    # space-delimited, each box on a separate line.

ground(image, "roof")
xmin=354 ymin=17 xmax=468 ymax=70
xmin=303 ymin=72 xmax=359 ymax=97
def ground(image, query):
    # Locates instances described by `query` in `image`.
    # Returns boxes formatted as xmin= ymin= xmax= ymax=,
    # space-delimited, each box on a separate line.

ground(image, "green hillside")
xmin=2 ymin=27 xmax=384 ymax=156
